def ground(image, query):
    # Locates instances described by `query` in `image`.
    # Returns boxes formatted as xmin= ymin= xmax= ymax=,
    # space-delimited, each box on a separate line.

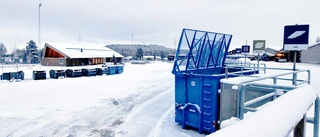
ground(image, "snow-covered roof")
xmin=45 ymin=43 xmax=123 ymax=58
xmin=308 ymin=42 xmax=320 ymax=49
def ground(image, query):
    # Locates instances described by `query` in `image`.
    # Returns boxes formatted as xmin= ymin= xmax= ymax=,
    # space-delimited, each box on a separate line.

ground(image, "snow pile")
xmin=209 ymin=85 xmax=317 ymax=137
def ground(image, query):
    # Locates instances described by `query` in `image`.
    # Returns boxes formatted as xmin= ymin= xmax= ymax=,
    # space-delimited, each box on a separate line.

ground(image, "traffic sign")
xmin=253 ymin=40 xmax=266 ymax=53
xmin=283 ymin=24 xmax=309 ymax=50
xmin=242 ymin=45 xmax=250 ymax=54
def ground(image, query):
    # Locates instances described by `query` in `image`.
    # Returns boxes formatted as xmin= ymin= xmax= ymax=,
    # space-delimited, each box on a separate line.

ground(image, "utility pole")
xmin=38 ymin=3 xmax=42 ymax=67
xmin=38 ymin=3 xmax=42 ymax=50
xmin=132 ymin=34 xmax=134 ymax=44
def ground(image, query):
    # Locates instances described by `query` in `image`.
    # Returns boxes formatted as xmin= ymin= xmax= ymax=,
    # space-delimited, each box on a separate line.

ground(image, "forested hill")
xmin=106 ymin=44 xmax=177 ymax=57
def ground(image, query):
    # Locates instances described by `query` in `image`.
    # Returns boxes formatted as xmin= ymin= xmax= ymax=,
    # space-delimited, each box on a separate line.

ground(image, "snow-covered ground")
xmin=0 ymin=61 xmax=319 ymax=137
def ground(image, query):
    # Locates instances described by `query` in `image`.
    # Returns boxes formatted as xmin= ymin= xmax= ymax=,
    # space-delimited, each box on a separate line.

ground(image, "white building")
xmin=301 ymin=43 xmax=320 ymax=64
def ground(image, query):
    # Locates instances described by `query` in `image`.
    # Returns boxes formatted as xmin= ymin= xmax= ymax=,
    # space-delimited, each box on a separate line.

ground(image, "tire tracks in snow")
xmin=114 ymin=78 xmax=174 ymax=137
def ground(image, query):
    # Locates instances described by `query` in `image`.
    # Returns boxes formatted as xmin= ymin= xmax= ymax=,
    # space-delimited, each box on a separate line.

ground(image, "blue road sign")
xmin=235 ymin=48 xmax=242 ymax=54
xmin=283 ymin=24 xmax=309 ymax=50
xmin=242 ymin=45 xmax=250 ymax=54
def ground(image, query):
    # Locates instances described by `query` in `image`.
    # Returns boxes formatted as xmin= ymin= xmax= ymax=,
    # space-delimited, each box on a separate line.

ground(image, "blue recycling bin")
xmin=49 ymin=69 xmax=66 ymax=79
xmin=95 ymin=68 xmax=108 ymax=75
xmin=116 ymin=65 xmax=124 ymax=74
xmin=33 ymin=70 xmax=46 ymax=80
xmin=65 ymin=69 xmax=82 ymax=78
xmin=81 ymin=68 xmax=97 ymax=76
xmin=1 ymin=72 xmax=10 ymax=80
xmin=172 ymin=29 xmax=257 ymax=134
xmin=107 ymin=66 xmax=117 ymax=75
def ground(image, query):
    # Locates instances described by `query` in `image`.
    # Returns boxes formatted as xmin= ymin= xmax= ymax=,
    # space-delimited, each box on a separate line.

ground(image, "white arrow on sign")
xmin=287 ymin=31 xmax=306 ymax=39
xmin=254 ymin=42 xmax=264 ymax=49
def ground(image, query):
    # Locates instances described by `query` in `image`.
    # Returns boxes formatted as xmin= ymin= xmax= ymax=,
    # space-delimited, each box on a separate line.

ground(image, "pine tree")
xmin=25 ymin=40 xmax=39 ymax=64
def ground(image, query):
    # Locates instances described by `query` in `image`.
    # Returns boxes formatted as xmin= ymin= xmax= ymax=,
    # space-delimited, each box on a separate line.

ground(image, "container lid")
xmin=172 ymin=28 xmax=232 ymax=75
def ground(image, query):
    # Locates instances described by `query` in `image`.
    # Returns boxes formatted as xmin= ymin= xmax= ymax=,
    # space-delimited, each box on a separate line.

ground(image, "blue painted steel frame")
xmin=172 ymin=28 xmax=232 ymax=75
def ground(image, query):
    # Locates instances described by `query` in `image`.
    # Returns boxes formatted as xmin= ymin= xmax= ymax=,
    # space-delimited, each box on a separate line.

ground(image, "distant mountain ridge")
xmin=106 ymin=44 xmax=177 ymax=57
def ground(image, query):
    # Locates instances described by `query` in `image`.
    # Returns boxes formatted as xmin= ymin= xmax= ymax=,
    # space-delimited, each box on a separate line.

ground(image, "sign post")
xmin=283 ymin=24 xmax=309 ymax=85
xmin=235 ymin=48 xmax=242 ymax=64
xmin=242 ymin=45 xmax=250 ymax=65
xmin=59 ymin=58 xmax=63 ymax=78
xmin=253 ymin=40 xmax=266 ymax=69
xmin=14 ymin=58 xmax=20 ymax=73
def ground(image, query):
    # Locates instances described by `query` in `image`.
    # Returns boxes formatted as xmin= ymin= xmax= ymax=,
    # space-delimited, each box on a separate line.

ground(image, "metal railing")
xmin=233 ymin=69 xmax=317 ymax=137
xmin=225 ymin=63 xmax=266 ymax=78
xmin=213 ymin=85 xmax=319 ymax=137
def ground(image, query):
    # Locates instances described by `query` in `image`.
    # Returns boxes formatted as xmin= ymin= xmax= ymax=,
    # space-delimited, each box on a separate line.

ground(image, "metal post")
xmin=132 ymin=34 xmax=134 ymax=44
xmin=244 ymin=54 xmax=247 ymax=65
xmin=308 ymin=70 xmax=311 ymax=84
xmin=293 ymin=50 xmax=297 ymax=85
xmin=257 ymin=53 xmax=260 ymax=71
xmin=38 ymin=3 xmax=42 ymax=69
xmin=253 ymin=64 xmax=256 ymax=75
xmin=314 ymin=97 xmax=319 ymax=137
xmin=60 ymin=62 xmax=62 ymax=78
xmin=38 ymin=3 xmax=41 ymax=51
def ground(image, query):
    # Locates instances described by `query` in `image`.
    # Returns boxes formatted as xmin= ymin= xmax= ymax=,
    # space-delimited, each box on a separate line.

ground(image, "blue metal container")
xmin=108 ymin=66 xmax=117 ymax=75
xmin=96 ymin=68 xmax=109 ymax=75
xmin=33 ymin=70 xmax=46 ymax=80
xmin=1 ymin=72 xmax=10 ymax=80
xmin=49 ymin=69 xmax=66 ymax=79
xmin=116 ymin=65 xmax=124 ymax=74
xmin=81 ymin=68 xmax=97 ymax=76
xmin=65 ymin=69 xmax=82 ymax=78
xmin=172 ymin=29 xmax=233 ymax=133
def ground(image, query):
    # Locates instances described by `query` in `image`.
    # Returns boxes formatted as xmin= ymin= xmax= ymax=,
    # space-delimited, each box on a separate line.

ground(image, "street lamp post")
xmin=38 ymin=3 xmax=41 ymax=50
xmin=132 ymin=34 xmax=134 ymax=44
xmin=38 ymin=3 xmax=42 ymax=65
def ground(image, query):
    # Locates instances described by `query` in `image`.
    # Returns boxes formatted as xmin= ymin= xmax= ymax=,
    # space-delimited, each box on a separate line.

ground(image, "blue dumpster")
xmin=65 ymin=69 xmax=82 ymax=78
xmin=82 ymin=68 xmax=97 ymax=76
xmin=33 ymin=70 xmax=46 ymax=80
xmin=95 ymin=68 xmax=108 ymax=75
xmin=116 ymin=65 xmax=124 ymax=74
xmin=108 ymin=66 xmax=117 ymax=75
xmin=1 ymin=72 xmax=10 ymax=80
xmin=1 ymin=71 xmax=24 ymax=80
xmin=49 ymin=69 xmax=66 ymax=79
xmin=172 ymin=29 xmax=257 ymax=134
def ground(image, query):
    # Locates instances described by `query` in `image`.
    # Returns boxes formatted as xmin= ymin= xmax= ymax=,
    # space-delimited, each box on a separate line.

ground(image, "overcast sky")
xmin=1 ymin=0 xmax=319 ymax=53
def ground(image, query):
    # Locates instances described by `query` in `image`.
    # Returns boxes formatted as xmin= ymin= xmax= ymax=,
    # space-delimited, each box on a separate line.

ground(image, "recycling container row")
xmin=1 ymin=66 xmax=123 ymax=81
